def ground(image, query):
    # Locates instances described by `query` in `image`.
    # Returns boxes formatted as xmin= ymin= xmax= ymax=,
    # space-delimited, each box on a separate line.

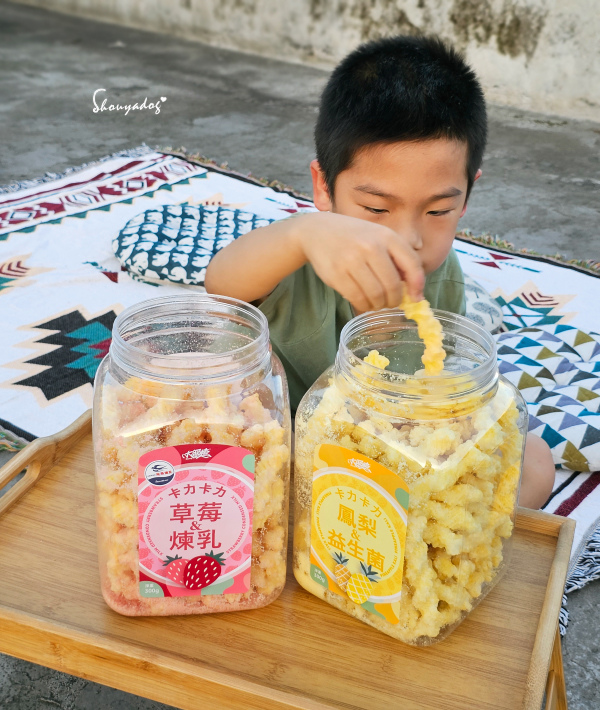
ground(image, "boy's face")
xmin=311 ymin=138 xmax=478 ymax=275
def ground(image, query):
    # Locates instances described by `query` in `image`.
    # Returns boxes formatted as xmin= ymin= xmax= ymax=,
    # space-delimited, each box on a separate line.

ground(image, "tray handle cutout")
xmin=0 ymin=410 xmax=92 ymax=516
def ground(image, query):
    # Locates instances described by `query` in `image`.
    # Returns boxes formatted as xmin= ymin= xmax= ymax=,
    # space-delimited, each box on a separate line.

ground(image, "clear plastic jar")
xmin=93 ymin=294 xmax=291 ymax=616
xmin=293 ymin=309 xmax=526 ymax=644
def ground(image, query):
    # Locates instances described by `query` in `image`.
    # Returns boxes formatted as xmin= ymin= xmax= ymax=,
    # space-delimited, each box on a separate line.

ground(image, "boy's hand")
xmin=298 ymin=212 xmax=424 ymax=313
xmin=205 ymin=210 xmax=424 ymax=309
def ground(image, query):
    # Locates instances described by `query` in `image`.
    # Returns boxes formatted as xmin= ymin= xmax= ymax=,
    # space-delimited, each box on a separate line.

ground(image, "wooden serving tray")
xmin=0 ymin=412 xmax=575 ymax=710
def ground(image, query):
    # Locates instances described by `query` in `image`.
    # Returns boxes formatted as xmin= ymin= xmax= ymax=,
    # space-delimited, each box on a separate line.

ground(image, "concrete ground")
xmin=2 ymin=0 xmax=600 ymax=261
xmin=0 ymin=1 xmax=599 ymax=708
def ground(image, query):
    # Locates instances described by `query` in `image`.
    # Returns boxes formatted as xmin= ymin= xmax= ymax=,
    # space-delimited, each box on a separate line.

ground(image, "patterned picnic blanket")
xmin=1 ymin=147 xmax=599 ymax=627
xmin=454 ymin=239 xmax=600 ymax=623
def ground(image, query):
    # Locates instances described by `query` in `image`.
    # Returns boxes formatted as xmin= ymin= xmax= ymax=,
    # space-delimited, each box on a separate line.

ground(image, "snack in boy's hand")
xmin=365 ymin=297 xmax=446 ymax=377
xmin=399 ymin=296 xmax=446 ymax=375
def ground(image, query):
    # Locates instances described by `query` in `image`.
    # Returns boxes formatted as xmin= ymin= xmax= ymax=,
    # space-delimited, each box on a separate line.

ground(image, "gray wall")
xmin=14 ymin=0 xmax=600 ymax=121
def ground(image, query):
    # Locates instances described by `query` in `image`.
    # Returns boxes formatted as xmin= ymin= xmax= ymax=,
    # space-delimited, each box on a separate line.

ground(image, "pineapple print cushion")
xmin=113 ymin=204 xmax=274 ymax=286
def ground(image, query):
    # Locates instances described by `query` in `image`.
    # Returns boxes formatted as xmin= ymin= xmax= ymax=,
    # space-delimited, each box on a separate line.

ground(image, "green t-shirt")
xmin=259 ymin=248 xmax=466 ymax=412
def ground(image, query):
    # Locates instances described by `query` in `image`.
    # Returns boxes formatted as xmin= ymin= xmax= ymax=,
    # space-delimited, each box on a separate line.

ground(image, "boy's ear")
xmin=460 ymin=169 xmax=482 ymax=218
xmin=310 ymin=160 xmax=334 ymax=211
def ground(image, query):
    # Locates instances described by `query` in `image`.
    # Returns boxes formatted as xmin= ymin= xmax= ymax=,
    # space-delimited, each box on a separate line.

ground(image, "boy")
xmin=206 ymin=35 xmax=555 ymax=508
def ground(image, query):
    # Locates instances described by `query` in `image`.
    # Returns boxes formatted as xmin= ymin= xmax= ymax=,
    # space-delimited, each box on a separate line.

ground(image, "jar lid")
xmin=337 ymin=308 xmax=498 ymax=406
xmin=109 ymin=294 xmax=271 ymax=384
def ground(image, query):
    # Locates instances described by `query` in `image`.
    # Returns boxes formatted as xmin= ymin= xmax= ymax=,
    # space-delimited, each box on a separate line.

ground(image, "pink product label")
xmin=137 ymin=444 xmax=255 ymax=599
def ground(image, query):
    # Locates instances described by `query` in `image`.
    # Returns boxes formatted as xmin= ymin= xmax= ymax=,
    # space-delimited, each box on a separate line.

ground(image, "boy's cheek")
xmin=421 ymin=234 xmax=457 ymax=274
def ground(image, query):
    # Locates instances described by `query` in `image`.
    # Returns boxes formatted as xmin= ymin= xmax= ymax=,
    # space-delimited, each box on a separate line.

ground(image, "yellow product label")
xmin=310 ymin=444 xmax=409 ymax=623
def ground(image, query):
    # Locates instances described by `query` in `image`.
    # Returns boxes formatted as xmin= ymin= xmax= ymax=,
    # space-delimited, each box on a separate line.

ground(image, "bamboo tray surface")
xmin=0 ymin=413 xmax=575 ymax=710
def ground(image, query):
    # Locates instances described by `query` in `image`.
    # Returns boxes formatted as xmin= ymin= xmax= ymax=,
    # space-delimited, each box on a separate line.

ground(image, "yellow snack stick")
xmin=400 ymin=296 xmax=446 ymax=375
xmin=364 ymin=295 xmax=446 ymax=377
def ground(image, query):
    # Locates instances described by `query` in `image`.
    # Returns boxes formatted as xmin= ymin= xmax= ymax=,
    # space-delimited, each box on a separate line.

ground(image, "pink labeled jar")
xmin=92 ymin=294 xmax=291 ymax=616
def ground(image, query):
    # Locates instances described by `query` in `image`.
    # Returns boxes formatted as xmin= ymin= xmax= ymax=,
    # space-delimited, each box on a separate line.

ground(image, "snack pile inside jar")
xmin=96 ymin=380 xmax=290 ymax=615
xmin=293 ymin=297 xmax=524 ymax=644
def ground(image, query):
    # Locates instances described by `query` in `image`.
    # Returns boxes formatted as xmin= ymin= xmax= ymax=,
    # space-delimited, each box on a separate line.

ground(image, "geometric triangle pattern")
xmin=492 ymin=280 xmax=576 ymax=331
xmin=496 ymin=324 xmax=600 ymax=472
xmin=440 ymin=235 xmax=600 ymax=608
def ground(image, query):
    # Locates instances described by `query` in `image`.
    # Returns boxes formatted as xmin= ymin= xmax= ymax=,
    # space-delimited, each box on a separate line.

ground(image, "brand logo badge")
xmin=144 ymin=460 xmax=175 ymax=486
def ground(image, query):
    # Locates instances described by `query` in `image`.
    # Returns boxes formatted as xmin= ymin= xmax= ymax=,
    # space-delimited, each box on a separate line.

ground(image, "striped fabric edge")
xmin=555 ymin=474 xmax=600 ymax=519
xmin=545 ymin=472 xmax=600 ymax=519
xmin=544 ymin=471 xmax=600 ymax=634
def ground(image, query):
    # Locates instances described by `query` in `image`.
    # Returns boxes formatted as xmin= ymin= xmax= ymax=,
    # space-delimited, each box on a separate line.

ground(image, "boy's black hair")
xmin=315 ymin=35 xmax=487 ymax=200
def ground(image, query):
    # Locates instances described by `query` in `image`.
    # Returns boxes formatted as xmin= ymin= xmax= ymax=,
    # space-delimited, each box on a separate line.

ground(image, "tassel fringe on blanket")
xmin=559 ymin=522 xmax=600 ymax=635
xmin=0 ymin=145 xmax=156 ymax=195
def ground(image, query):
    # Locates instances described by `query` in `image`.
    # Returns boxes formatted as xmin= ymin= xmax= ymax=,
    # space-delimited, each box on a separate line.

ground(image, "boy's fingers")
xmin=387 ymin=241 xmax=425 ymax=300
xmin=316 ymin=262 xmax=372 ymax=312
xmin=367 ymin=251 xmax=405 ymax=307
xmin=352 ymin=263 xmax=387 ymax=311
xmin=336 ymin=275 xmax=371 ymax=314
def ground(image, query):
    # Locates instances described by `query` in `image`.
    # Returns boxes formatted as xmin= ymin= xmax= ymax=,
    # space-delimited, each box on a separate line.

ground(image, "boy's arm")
xmin=205 ymin=211 xmax=424 ymax=313
xmin=204 ymin=214 xmax=306 ymax=303
xmin=519 ymin=433 xmax=555 ymax=509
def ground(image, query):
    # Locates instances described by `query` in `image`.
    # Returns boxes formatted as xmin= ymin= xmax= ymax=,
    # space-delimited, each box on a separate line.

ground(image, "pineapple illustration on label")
xmin=332 ymin=551 xmax=351 ymax=591
xmin=310 ymin=444 xmax=409 ymax=623
xmin=346 ymin=562 xmax=380 ymax=604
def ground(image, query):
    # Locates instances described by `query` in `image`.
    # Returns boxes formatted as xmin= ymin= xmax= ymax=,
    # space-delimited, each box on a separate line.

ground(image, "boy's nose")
xmin=412 ymin=234 xmax=423 ymax=250
xmin=390 ymin=219 xmax=422 ymax=250
xmin=406 ymin=230 xmax=423 ymax=250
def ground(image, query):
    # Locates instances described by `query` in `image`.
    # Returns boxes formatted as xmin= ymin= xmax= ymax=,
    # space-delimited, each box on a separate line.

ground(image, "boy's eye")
xmin=428 ymin=210 xmax=451 ymax=216
xmin=364 ymin=206 xmax=388 ymax=214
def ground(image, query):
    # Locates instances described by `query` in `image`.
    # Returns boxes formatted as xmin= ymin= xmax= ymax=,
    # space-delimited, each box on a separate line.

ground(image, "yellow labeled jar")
xmin=93 ymin=294 xmax=291 ymax=616
xmin=293 ymin=309 xmax=526 ymax=644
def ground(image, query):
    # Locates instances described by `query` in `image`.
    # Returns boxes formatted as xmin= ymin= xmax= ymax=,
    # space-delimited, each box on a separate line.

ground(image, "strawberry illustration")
xmin=162 ymin=555 xmax=187 ymax=585
xmin=184 ymin=551 xmax=226 ymax=590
